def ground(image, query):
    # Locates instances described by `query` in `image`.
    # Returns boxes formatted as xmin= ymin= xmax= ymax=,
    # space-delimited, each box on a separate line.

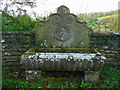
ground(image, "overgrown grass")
xmin=2 ymin=65 xmax=120 ymax=89
xmin=99 ymin=66 xmax=120 ymax=88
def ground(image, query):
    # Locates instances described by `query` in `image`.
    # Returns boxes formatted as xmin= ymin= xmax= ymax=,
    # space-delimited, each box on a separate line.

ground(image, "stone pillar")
xmin=25 ymin=70 xmax=41 ymax=82
xmin=85 ymin=71 xmax=100 ymax=82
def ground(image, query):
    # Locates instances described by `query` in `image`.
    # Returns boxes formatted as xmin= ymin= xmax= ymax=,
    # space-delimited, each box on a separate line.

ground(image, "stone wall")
xmin=2 ymin=31 xmax=35 ymax=66
xmin=90 ymin=33 xmax=120 ymax=66
xmin=2 ymin=31 xmax=120 ymax=66
xmin=90 ymin=33 xmax=120 ymax=49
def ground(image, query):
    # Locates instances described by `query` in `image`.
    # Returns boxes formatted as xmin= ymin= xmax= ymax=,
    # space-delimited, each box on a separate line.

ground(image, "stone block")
xmin=25 ymin=70 xmax=41 ymax=82
xmin=85 ymin=71 xmax=100 ymax=82
xmin=6 ymin=61 xmax=20 ymax=66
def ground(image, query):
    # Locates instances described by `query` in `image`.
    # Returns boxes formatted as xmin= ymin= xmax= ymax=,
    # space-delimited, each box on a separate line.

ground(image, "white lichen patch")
xmin=22 ymin=53 xmax=106 ymax=62
xmin=1 ymin=40 xmax=5 ymax=43
xmin=28 ymin=70 xmax=32 ymax=73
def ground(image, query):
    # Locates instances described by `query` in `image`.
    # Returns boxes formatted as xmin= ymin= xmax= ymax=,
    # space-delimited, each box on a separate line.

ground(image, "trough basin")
xmin=21 ymin=48 xmax=106 ymax=82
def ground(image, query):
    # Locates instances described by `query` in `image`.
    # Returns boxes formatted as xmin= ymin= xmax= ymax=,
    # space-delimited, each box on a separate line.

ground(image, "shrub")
xmin=2 ymin=12 xmax=36 ymax=31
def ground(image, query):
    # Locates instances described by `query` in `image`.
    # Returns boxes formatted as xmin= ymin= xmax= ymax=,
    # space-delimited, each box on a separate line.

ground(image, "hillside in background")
xmin=77 ymin=10 xmax=119 ymax=33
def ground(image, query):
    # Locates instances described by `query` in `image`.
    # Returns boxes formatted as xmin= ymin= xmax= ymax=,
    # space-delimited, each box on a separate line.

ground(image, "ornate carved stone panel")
xmin=34 ymin=5 xmax=92 ymax=48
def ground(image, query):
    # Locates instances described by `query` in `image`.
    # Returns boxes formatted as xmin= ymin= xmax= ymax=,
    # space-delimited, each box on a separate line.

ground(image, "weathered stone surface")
xmin=2 ymin=44 xmax=31 ymax=49
xmin=21 ymin=52 xmax=105 ymax=71
xmin=85 ymin=71 xmax=100 ymax=82
xmin=6 ymin=61 xmax=20 ymax=66
xmin=2 ymin=56 xmax=20 ymax=60
xmin=2 ymin=51 xmax=23 ymax=56
xmin=25 ymin=70 xmax=41 ymax=82
xmin=2 ymin=48 xmax=28 ymax=52
xmin=2 ymin=31 xmax=119 ymax=67
xmin=2 ymin=31 xmax=34 ymax=66
xmin=2 ymin=31 xmax=32 ymax=35
xmin=90 ymin=34 xmax=120 ymax=49
xmin=34 ymin=5 xmax=92 ymax=48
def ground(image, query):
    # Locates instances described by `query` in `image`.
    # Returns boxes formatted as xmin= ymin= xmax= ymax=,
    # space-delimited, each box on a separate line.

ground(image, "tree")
xmin=0 ymin=0 xmax=37 ymax=17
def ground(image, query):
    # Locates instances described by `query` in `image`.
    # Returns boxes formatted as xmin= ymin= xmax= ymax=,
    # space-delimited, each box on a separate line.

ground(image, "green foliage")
xmin=2 ymin=12 xmax=36 ymax=31
xmin=77 ymin=10 xmax=119 ymax=33
xmin=99 ymin=66 xmax=120 ymax=88
xmin=80 ymin=80 xmax=92 ymax=88
xmin=2 ymin=9 xmax=119 ymax=32
xmin=2 ymin=66 xmax=120 ymax=89
xmin=97 ymin=15 xmax=117 ymax=21
xmin=3 ymin=79 xmax=29 ymax=88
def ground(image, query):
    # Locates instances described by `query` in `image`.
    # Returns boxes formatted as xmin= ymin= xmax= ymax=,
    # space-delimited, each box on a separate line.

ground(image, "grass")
xmin=2 ymin=65 xmax=120 ymax=89
xmin=97 ymin=15 xmax=118 ymax=21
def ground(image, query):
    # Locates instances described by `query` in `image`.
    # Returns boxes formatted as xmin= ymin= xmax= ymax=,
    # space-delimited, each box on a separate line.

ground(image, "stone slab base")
xmin=25 ymin=70 xmax=100 ymax=82
xmin=25 ymin=70 xmax=41 ymax=82
xmin=85 ymin=71 xmax=100 ymax=82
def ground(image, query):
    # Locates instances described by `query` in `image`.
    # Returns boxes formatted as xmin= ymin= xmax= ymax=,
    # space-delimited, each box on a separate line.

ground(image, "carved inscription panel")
xmin=34 ymin=5 xmax=92 ymax=48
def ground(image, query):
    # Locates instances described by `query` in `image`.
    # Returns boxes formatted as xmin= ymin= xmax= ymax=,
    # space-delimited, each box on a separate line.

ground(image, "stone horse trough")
xmin=21 ymin=6 xmax=106 ymax=82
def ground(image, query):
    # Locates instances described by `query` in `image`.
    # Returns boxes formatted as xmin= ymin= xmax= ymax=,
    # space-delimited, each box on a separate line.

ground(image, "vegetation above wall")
xmin=1 ymin=10 xmax=120 ymax=33
xmin=2 ymin=12 xmax=36 ymax=31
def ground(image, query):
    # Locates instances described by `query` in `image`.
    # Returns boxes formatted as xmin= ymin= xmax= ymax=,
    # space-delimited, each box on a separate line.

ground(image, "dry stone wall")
xmin=2 ymin=31 xmax=35 ymax=66
xmin=1 ymin=31 xmax=120 ymax=67
xmin=90 ymin=33 xmax=120 ymax=66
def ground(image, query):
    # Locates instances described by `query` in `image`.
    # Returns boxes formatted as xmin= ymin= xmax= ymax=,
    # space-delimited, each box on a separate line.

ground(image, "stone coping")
xmin=25 ymin=48 xmax=98 ymax=53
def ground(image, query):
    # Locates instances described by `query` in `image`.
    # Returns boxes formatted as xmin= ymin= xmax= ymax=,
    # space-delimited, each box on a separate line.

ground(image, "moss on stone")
xmin=33 ymin=48 xmax=97 ymax=53
xmin=22 ymin=48 xmax=36 ymax=56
